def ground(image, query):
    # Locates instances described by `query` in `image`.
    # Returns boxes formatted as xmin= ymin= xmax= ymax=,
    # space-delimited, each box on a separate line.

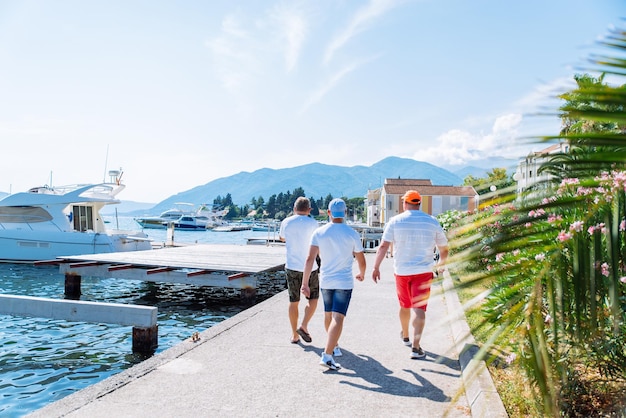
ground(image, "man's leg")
xmin=300 ymin=298 xmax=318 ymax=333
xmin=324 ymin=311 xmax=332 ymax=332
xmin=411 ymin=307 xmax=426 ymax=348
xmin=300 ymin=270 xmax=319 ymax=334
xmin=399 ymin=306 xmax=411 ymax=339
xmin=324 ymin=312 xmax=344 ymax=355
xmin=289 ymin=301 xmax=299 ymax=342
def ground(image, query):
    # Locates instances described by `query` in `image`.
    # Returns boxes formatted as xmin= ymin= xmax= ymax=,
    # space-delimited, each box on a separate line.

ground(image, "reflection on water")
xmin=0 ymin=217 xmax=283 ymax=417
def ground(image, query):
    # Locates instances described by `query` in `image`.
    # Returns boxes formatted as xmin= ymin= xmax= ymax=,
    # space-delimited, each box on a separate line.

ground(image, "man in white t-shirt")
xmin=372 ymin=190 xmax=448 ymax=360
xmin=302 ymin=198 xmax=366 ymax=371
xmin=279 ymin=197 xmax=320 ymax=344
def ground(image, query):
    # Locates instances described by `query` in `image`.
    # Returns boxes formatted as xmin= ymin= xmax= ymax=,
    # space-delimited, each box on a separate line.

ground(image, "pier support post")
xmin=240 ymin=287 xmax=256 ymax=305
xmin=133 ymin=325 xmax=158 ymax=355
xmin=166 ymin=222 xmax=175 ymax=246
xmin=65 ymin=273 xmax=82 ymax=300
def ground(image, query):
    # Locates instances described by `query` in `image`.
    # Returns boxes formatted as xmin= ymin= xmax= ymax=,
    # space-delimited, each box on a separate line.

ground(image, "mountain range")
xmin=116 ymin=156 xmax=516 ymax=216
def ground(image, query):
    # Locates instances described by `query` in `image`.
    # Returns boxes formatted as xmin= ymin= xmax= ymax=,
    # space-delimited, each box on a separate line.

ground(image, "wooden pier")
xmin=37 ymin=244 xmax=287 ymax=290
xmin=0 ymin=244 xmax=286 ymax=355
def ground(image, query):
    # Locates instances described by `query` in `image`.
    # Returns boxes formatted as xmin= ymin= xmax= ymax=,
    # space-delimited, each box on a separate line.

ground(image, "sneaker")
xmin=400 ymin=331 xmax=411 ymax=346
xmin=333 ymin=346 xmax=343 ymax=357
xmin=411 ymin=346 xmax=426 ymax=359
xmin=319 ymin=354 xmax=341 ymax=370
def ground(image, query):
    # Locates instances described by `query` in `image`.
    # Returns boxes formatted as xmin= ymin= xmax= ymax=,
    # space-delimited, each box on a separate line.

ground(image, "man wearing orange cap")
xmin=371 ymin=190 xmax=448 ymax=359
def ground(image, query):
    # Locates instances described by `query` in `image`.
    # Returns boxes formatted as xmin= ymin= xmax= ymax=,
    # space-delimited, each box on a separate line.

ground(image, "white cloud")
xmin=300 ymin=64 xmax=357 ymax=114
xmin=513 ymin=77 xmax=574 ymax=112
xmin=492 ymin=113 xmax=522 ymax=134
xmin=416 ymin=113 xmax=524 ymax=166
xmin=324 ymin=0 xmax=400 ymax=65
xmin=269 ymin=4 xmax=308 ymax=73
xmin=205 ymin=14 xmax=268 ymax=93
xmin=300 ymin=53 xmax=381 ymax=114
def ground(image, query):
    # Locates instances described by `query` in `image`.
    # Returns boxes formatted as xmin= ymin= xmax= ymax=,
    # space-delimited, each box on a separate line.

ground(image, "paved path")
xmin=28 ymin=253 xmax=507 ymax=418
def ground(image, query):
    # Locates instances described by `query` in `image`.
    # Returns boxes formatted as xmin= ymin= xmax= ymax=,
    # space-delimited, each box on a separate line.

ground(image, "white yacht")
xmin=135 ymin=204 xmax=228 ymax=230
xmin=0 ymin=170 xmax=152 ymax=262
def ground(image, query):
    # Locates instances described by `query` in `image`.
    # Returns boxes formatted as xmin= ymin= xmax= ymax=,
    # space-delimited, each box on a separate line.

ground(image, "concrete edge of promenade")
xmin=442 ymin=273 xmax=508 ymax=417
xmin=27 ymin=254 xmax=508 ymax=418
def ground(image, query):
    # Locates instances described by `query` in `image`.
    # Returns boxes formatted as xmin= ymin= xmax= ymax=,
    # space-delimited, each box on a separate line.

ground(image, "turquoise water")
xmin=0 ymin=216 xmax=282 ymax=417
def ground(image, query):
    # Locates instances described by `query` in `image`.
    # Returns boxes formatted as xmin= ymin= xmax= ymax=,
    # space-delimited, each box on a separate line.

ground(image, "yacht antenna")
xmin=103 ymin=144 xmax=110 ymax=182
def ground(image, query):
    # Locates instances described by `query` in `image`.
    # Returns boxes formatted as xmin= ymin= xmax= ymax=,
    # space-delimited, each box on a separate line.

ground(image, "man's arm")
xmin=354 ymin=252 xmax=366 ymax=282
xmin=301 ymin=245 xmax=319 ymax=297
xmin=371 ymin=240 xmax=390 ymax=283
xmin=436 ymin=245 xmax=449 ymax=274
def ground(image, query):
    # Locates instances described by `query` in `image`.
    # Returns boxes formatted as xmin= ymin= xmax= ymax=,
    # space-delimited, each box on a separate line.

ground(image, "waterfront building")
xmin=366 ymin=178 xmax=478 ymax=227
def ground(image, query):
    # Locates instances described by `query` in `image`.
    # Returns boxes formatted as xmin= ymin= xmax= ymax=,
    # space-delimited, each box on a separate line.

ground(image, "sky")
xmin=0 ymin=1 xmax=623 ymax=203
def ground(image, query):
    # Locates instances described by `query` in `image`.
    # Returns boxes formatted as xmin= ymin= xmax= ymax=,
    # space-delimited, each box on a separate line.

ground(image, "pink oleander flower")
xmin=601 ymin=262 xmax=610 ymax=277
xmin=620 ymin=277 xmax=626 ymax=284
xmin=525 ymin=222 xmax=531 ymax=228
xmin=505 ymin=353 xmax=517 ymax=365
xmin=620 ymin=220 xmax=626 ymax=231
xmin=495 ymin=253 xmax=505 ymax=262
xmin=513 ymin=249 xmax=520 ymax=256
xmin=560 ymin=178 xmax=580 ymax=187
xmin=528 ymin=209 xmax=546 ymax=218
xmin=544 ymin=314 xmax=552 ymax=324
xmin=558 ymin=230 xmax=573 ymax=242
xmin=570 ymin=221 xmax=584 ymax=232
xmin=535 ymin=253 xmax=546 ymax=261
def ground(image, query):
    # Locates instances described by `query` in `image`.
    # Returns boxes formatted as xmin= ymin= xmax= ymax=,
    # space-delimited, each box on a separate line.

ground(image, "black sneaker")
xmin=411 ymin=346 xmax=425 ymax=359
xmin=400 ymin=331 xmax=411 ymax=346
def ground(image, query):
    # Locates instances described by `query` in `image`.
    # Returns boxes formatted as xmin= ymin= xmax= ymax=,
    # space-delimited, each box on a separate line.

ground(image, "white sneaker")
xmin=319 ymin=354 xmax=341 ymax=370
xmin=333 ymin=346 xmax=342 ymax=357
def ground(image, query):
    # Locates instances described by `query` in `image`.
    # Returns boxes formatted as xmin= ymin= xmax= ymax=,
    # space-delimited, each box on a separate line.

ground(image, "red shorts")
xmin=395 ymin=272 xmax=434 ymax=310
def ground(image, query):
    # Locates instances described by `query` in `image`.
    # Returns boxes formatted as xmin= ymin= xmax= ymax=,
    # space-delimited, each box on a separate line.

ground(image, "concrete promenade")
xmin=28 ymin=252 xmax=507 ymax=418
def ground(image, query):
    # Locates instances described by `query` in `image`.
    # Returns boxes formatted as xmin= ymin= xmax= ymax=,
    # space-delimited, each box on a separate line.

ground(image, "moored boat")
xmin=0 ymin=170 xmax=152 ymax=262
xmin=135 ymin=204 xmax=228 ymax=230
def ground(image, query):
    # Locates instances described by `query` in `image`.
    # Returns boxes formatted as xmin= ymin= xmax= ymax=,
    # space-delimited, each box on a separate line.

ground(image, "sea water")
xmin=0 ymin=216 xmax=282 ymax=417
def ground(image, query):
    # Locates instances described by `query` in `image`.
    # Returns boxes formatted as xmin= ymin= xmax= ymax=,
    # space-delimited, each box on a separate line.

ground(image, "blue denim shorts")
xmin=321 ymin=288 xmax=353 ymax=316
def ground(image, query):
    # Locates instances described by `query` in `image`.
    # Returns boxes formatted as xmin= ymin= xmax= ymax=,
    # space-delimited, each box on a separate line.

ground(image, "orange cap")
xmin=401 ymin=190 xmax=421 ymax=204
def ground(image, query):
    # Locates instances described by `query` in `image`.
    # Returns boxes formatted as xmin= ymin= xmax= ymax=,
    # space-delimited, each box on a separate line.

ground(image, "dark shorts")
xmin=321 ymin=288 xmax=353 ymax=316
xmin=395 ymin=272 xmax=433 ymax=310
xmin=286 ymin=268 xmax=319 ymax=302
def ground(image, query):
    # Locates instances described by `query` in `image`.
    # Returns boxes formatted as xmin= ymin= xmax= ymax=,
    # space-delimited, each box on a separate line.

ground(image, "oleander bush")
xmin=441 ymin=26 xmax=626 ymax=417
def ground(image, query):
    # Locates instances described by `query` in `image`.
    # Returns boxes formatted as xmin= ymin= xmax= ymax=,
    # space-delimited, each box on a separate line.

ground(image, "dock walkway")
xmin=28 ymin=252 xmax=507 ymax=418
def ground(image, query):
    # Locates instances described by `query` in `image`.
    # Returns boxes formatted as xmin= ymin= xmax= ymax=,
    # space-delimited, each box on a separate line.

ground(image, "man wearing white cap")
xmin=301 ymin=198 xmax=366 ymax=371
xmin=371 ymin=190 xmax=448 ymax=359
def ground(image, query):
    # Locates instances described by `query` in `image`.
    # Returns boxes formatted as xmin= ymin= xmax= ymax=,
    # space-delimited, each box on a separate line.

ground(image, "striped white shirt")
xmin=381 ymin=210 xmax=447 ymax=276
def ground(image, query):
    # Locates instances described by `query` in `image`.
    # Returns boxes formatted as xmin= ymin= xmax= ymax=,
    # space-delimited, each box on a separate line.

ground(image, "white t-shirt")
xmin=279 ymin=214 xmax=320 ymax=272
xmin=381 ymin=210 xmax=448 ymax=276
xmin=310 ymin=222 xmax=364 ymax=290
